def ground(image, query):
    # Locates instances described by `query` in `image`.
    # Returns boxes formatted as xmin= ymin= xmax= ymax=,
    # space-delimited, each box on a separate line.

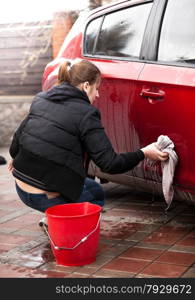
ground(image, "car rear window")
xmin=84 ymin=2 xmax=152 ymax=59
xmin=85 ymin=17 xmax=102 ymax=55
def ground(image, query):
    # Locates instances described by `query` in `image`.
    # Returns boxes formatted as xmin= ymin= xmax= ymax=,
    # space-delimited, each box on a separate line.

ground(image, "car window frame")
xmin=142 ymin=0 xmax=195 ymax=68
xmin=83 ymin=0 xmax=154 ymax=63
xmin=83 ymin=0 xmax=195 ymax=69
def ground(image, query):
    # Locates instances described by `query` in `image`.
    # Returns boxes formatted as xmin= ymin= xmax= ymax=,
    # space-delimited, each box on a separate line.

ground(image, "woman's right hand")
xmin=141 ymin=143 xmax=169 ymax=161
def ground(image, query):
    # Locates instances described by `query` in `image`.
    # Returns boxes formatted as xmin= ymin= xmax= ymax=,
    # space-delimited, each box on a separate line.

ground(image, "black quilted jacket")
xmin=9 ymin=82 xmax=144 ymax=202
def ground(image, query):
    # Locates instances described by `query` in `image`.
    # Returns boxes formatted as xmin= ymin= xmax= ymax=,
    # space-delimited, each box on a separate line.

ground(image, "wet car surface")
xmin=42 ymin=0 xmax=195 ymax=205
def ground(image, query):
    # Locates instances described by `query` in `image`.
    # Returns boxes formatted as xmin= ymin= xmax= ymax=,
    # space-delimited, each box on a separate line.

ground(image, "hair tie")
xmin=67 ymin=65 xmax=71 ymax=71
xmin=67 ymin=58 xmax=82 ymax=72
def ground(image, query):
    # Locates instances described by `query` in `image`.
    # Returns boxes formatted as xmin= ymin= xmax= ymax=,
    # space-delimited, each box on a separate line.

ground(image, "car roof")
xmin=88 ymin=0 xmax=131 ymax=14
xmin=86 ymin=0 xmax=146 ymax=19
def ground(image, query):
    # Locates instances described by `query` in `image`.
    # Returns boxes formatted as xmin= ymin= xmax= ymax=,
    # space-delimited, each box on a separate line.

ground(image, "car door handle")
xmin=140 ymin=89 xmax=165 ymax=100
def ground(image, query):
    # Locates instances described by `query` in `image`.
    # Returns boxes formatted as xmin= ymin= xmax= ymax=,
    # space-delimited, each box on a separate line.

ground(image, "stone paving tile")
xmin=96 ymin=241 xmax=113 ymax=256
xmin=156 ymin=251 xmax=195 ymax=266
xmin=0 ymin=236 xmax=48 ymax=264
xmin=181 ymin=267 xmax=195 ymax=278
xmin=13 ymin=229 xmax=43 ymax=237
xmin=187 ymin=229 xmax=195 ymax=237
xmin=0 ymin=232 xmax=33 ymax=245
xmin=0 ymin=243 xmax=20 ymax=251
xmin=39 ymin=261 xmax=79 ymax=273
xmin=0 ymin=208 xmax=31 ymax=224
xmin=8 ymin=258 xmax=45 ymax=269
xmin=0 ymin=195 xmax=19 ymax=206
xmin=92 ymin=269 xmax=135 ymax=278
xmin=176 ymin=236 xmax=195 ymax=247
xmin=136 ymin=242 xmax=170 ymax=251
xmin=0 ymin=209 xmax=12 ymax=217
xmin=139 ymin=262 xmax=188 ymax=278
xmin=28 ymin=269 xmax=70 ymax=278
xmin=0 ymin=263 xmax=32 ymax=278
xmin=169 ymin=244 xmax=195 ymax=254
xmin=70 ymin=266 xmax=98 ymax=277
xmin=86 ymin=254 xmax=114 ymax=268
xmin=143 ymin=231 xmax=186 ymax=246
xmin=99 ymin=241 xmax=136 ymax=257
xmin=125 ymin=231 xmax=150 ymax=242
xmin=1 ymin=200 xmax=27 ymax=209
xmin=67 ymin=273 xmax=88 ymax=278
xmin=0 ymin=222 xmax=28 ymax=234
xmin=22 ymin=223 xmax=44 ymax=232
xmin=155 ymin=225 xmax=192 ymax=235
xmin=0 ymin=213 xmax=41 ymax=230
xmin=0 ymin=262 xmax=67 ymax=278
xmin=119 ymin=246 xmax=164 ymax=261
xmin=104 ymin=209 xmax=175 ymax=225
xmin=1 ymin=146 xmax=195 ymax=278
xmin=169 ymin=215 xmax=195 ymax=226
xmin=100 ymin=220 xmax=137 ymax=239
xmin=138 ymin=224 xmax=161 ymax=233
xmin=102 ymin=257 xmax=150 ymax=274
xmin=19 ymin=243 xmax=54 ymax=263
xmin=180 ymin=205 xmax=195 ymax=215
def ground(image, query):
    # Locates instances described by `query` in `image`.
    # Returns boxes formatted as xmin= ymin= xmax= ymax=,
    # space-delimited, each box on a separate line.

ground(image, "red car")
xmin=42 ymin=0 xmax=195 ymax=204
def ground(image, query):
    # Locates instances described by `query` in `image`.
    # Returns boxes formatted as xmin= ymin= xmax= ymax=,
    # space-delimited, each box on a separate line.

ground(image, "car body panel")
xmin=42 ymin=0 xmax=195 ymax=203
xmin=90 ymin=59 xmax=145 ymax=153
xmin=134 ymin=64 xmax=195 ymax=190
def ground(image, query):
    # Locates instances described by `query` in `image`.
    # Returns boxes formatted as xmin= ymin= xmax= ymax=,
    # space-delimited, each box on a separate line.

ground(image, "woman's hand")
xmin=8 ymin=159 xmax=14 ymax=171
xmin=141 ymin=143 xmax=169 ymax=161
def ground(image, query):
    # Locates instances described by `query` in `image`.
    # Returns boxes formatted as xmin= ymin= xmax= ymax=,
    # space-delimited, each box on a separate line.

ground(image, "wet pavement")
xmin=1 ymin=146 xmax=195 ymax=278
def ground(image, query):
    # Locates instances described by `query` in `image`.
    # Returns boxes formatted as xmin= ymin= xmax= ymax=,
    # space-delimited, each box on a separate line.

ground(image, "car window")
xmin=85 ymin=2 xmax=152 ymax=59
xmin=158 ymin=0 xmax=195 ymax=64
xmin=85 ymin=17 xmax=102 ymax=55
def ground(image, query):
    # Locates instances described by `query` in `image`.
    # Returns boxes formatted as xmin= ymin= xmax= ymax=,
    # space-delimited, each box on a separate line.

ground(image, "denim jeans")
xmin=15 ymin=177 xmax=104 ymax=213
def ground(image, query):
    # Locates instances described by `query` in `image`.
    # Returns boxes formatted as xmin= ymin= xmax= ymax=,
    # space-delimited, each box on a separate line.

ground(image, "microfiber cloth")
xmin=156 ymin=135 xmax=178 ymax=210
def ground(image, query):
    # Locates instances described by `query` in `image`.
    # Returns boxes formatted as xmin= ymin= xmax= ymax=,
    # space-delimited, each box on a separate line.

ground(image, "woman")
xmin=8 ymin=59 xmax=168 ymax=213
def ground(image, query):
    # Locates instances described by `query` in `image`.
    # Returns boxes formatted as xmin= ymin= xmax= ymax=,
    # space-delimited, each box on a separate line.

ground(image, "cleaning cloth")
xmin=156 ymin=135 xmax=178 ymax=210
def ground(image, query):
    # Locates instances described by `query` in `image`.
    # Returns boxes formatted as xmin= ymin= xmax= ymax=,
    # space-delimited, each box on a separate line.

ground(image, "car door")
xmin=83 ymin=0 xmax=153 ymax=178
xmin=132 ymin=0 xmax=195 ymax=192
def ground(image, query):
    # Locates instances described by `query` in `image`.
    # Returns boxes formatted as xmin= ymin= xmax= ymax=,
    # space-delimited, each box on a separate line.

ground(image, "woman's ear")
xmin=83 ymin=81 xmax=90 ymax=93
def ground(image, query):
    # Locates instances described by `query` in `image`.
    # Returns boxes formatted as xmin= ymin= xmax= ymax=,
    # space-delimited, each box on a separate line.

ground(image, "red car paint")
xmin=42 ymin=0 xmax=195 ymax=203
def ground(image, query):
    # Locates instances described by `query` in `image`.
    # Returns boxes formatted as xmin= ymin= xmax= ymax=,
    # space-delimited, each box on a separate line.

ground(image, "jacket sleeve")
xmin=9 ymin=116 xmax=29 ymax=158
xmin=79 ymin=108 xmax=145 ymax=174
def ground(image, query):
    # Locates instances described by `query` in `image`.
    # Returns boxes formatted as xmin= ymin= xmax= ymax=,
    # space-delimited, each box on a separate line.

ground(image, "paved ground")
xmin=1 ymin=146 xmax=195 ymax=278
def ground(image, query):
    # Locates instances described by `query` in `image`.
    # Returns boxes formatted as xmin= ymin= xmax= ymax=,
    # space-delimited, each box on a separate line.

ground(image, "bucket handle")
xmin=43 ymin=214 xmax=101 ymax=250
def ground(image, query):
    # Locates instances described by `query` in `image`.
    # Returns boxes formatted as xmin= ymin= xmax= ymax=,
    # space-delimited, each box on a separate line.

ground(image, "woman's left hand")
xmin=8 ymin=159 xmax=14 ymax=171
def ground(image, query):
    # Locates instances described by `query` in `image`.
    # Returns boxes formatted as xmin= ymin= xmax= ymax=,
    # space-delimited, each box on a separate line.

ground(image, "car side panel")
xmin=132 ymin=63 xmax=195 ymax=192
xmin=85 ymin=59 xmax=145 ymax=177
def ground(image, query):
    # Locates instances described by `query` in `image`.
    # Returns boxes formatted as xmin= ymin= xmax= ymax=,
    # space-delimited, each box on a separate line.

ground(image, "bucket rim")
xmin=45 ymin=202 xmax=102 ymax=219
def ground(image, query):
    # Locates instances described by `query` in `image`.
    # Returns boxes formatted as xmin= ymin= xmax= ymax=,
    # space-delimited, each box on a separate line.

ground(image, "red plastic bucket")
xmin=45 ymin=202 xmax=102 ymax=266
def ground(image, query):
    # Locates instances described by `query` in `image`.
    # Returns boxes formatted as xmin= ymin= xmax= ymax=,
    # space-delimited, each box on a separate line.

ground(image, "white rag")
xmin=156 ymin=135 xmax=178 ymax=210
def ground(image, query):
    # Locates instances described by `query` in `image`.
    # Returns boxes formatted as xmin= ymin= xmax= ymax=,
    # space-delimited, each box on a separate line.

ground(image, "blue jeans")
xmin=15 ymin=177 xmax=104 ymax=213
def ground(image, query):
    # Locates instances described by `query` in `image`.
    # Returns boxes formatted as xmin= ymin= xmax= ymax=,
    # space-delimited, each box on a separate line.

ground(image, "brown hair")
xmin=58 ymin=59 xmax=101 ymax=86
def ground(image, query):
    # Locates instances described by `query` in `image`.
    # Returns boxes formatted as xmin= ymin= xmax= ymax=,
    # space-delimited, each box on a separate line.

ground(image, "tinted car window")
xmin=85 ymin=17 xmax=102 ymax=55
xmin=94 ymin=3 xmax=152 ymax=58
xmin=158 ymin=0 xmax=195 ymax=63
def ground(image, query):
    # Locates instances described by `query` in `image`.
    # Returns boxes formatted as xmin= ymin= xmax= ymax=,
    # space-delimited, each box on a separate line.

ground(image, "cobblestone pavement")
xmin=0 ymin=147 xmax=195 ymax=278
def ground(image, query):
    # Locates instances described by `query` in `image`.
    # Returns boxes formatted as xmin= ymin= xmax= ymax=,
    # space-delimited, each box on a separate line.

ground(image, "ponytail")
xmin=57 ymin=59 xmax=101 ymax=87
xmin=58 ymin=60 xmax=71 ymax=85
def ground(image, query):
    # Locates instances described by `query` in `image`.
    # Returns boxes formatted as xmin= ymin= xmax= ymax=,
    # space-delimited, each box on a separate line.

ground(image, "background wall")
xmin=0 ymin=21 xmax=53 ymax=146
xmin=0 ymin=21 xmax=52 ymax=95
xmin=0 ymin=1 xmax=115 ymax=146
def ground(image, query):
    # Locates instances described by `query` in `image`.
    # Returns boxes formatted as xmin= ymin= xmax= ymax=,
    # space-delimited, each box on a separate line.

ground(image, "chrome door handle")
xmin=140 ymin=89 xmax=165 ymax=100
